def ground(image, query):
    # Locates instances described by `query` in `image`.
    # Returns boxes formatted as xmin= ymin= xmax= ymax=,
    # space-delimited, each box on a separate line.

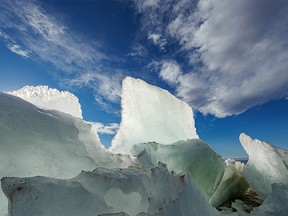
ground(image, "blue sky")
xmin=0 ymin=0 xmax=287 ymax=158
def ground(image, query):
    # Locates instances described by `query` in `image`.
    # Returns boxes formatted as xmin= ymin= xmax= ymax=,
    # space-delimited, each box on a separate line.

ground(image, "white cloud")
xmin=0 ymin=31 xmax=8 ymax=40
xmin=0 ymin=0 xmax=102 ymax=72
xmin=159 ymin=61 xmax=181 ymax=84
xmin=7 ymin=44 xmax=30 ymax=57
xmin=0 ymin=31 xmax=30 ymax=57
xmin=135 ymin=0 xmax=288 ymax=117
xmin=148 ymin=32 xmax=167 ymax=51
xmin=93 ymin=73 xmax=123 ymax=104
xmin=0 ymin=0 xmax=105 ymax=70
xmin=92 ymin=122 xmax=119 ymax=135
xmin=67 ymin=72 xmax=123 ymax=112
xmin=127 ymin=44 xmax=147 ymax=57
xmin=135 ymin=0 xmax=160 ymax=11
xmin=0 ymin=0 xmax=120 ymax=111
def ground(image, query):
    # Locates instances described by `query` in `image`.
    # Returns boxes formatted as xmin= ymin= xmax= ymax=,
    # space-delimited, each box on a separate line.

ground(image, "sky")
xmin=0 ymin=0 xmax=287 ymax=158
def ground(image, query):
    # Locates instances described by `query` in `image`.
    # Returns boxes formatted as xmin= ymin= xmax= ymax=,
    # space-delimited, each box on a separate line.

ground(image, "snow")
xmin=110 ymin=77 xmax=198 ymax=154
xmin=7 ymin=85 xmax=82 ymax=118
xmin=1 ymin=163 xmax=220 ymax=216
xmin=239 ymin=133 xmax=288 ymax=198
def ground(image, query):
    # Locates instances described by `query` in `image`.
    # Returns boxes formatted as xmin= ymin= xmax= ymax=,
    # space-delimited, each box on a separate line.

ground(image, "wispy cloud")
xmin=148 ymin=32 xmax=167 ymax=51
xmin=127 ymin=44 xmax=147 ymax=57
xmin=135 ymin=0 xmax=288 ymax=117
xmin=135 ymin=0 xmax=160 ymax=11
xmin=0 ymin=31 xmax=9 ymax=40
xmin=0 ymin=0 xmax=121 ymax=111
xmin=7 ymin=44 xmax=30 ymax=57
xmin=159 ymin=61 xmax=181 ymax=84
xmin=0 ymin=31 xmax=30 ymax=57
xmin=66 ymin=71 xmax=123 ymax=113
xmin=2 ymin=0 xmax=106 ymax=71
xmin=92 ymin=122 xmax=119 ymax=135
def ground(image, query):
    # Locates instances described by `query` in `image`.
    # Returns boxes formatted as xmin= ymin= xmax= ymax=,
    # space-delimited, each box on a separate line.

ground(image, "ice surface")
xmin=239 ymin=133 xmax=288 ymax=198
xmin=3 ymin=79 xmax=287 ymax=215
xmin=0 ymin=93 xmax=105 ymax=176
xmin=132 ymin=141 xmax=248 ymax=208
xmin=8 ymin=85 xmax=82 ymax=118
xmin=0 ymin=93 xmax=120 ymax=215
xmin=209 ymin=159 xmax=248 ymax=207
xmin=226 ymin=183 xmax=288 ymax=216
xmin=131 ymin=140 xmax=225 ymax=202
xmin=110 ymin=77 xmax=198 ymax=154
xmin=251 ymin=183 xmax=288 ymax=216
xmin=1 ymin=163 xmax=220 ymax=216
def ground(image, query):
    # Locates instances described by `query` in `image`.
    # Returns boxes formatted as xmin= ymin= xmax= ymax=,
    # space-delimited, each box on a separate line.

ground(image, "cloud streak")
xmin=0 ymin=0 xmax=120 ymax=111
xmin=7 ymin=44 xmax=30 ymax=57
xmin=92 ymin=122 xmax=119 ymax=135
xmin=0 ymin=31 xmax=30 ymax=57
xmin=135 ymin=0 xmax=288 ymax=117
xmin=66 ymin=72 xmax=123 ymax=112
xmin=148 ymin=32 xmax=167 ymax=51
xmin=0 ymin=0 xmax=106 ymax=73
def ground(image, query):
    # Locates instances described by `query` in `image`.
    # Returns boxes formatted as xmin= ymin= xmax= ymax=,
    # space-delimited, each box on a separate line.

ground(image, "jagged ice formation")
xmin=0 ymin=77 xmax=288 ymax=215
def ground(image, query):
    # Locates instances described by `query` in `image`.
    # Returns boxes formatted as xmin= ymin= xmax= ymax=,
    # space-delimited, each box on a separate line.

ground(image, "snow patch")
xmin=8 ymin=85 xmax=82 ymax=118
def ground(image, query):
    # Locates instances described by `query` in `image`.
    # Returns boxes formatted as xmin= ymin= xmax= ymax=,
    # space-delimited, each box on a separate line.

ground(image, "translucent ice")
xmin=0 ymin=93 xmax=118 ymax=215
xmin=240 ymin=133 xmax=288 ymax=198
xmin=8 ymin=85 xmax=82 ymax=118
xmin=209 ymin=159 xmax=248 ymax=207
xmin=3 ymin=78 xmax=287 ymax=215
xmin=1 ymin=163 xmax=220 ymax=216
xmin=131 ymin=140 xmax=225 ymax=203
xmin=110 ymin=77 xmax=198 ymax=154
